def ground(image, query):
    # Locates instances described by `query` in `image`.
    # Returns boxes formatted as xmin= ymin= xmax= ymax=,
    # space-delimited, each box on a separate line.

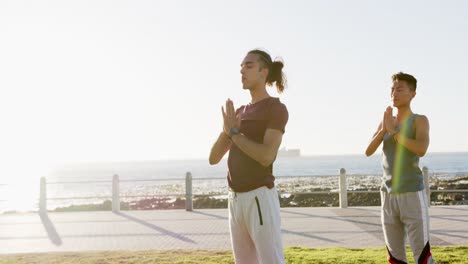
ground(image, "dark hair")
xmin=248 ymin=49 xmax=287 ymax=93
xmin=392 ymin=72 xmax=417 ymax=91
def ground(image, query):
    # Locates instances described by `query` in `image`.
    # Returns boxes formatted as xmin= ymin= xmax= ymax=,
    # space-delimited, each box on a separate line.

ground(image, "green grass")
xmin=0 ymin=246 xmax=467 ymax=264
xmin=285 ymin=247 xmax=468 ymax=264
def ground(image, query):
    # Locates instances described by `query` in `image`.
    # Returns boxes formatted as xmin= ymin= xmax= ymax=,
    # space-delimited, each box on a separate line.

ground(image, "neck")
xmin=249 ymin=84 xmax=270 ymax=104
xmin=396 ymin=105 xmax=413 ymax=121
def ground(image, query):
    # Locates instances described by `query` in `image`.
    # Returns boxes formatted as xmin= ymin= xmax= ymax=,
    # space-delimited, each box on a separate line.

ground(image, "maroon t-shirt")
xmin=227 ymin=97 xmax=289 ymax=192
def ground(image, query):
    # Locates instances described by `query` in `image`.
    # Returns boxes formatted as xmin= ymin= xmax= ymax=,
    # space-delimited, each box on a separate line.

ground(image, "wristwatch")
xmin=229 ymin=127 xmax=240 ymax=139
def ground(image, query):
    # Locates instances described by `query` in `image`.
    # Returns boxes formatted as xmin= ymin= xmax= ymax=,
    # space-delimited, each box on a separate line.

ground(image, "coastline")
xmin=2 ymin=174 xmax=466 ymax=213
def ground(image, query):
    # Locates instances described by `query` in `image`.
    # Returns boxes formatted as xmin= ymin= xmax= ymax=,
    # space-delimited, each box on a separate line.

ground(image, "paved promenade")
xmin=1 ymin=206 xmax=467 ymax=254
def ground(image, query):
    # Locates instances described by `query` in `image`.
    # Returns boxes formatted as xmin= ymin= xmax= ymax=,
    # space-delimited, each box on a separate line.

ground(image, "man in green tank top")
xmin=365 ymin=72 xmax=435 ymax=264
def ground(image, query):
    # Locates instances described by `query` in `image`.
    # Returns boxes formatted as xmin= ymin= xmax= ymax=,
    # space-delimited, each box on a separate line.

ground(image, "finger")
xmin=230 ymin=100 xmax=236 ymax=113
xmin=227 ymin=100 xmax=234 ymax=117
xmin=386 ymin=110 xmax=392 ymax=121
xmin=226 ymin=100 xmax=232 ymax=116
xmin=228 ymin=103 xmax=234 ymax=117
xmin=222 ymin=106 xmax=226 ymax=118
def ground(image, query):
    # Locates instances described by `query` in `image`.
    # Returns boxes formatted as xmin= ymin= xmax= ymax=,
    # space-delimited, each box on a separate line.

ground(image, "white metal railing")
xmin=29 ymin=166 xmax=468 ymax=214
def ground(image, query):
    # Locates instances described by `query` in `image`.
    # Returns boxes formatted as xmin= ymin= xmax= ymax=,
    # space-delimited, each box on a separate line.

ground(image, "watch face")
xmin=230 ymin=127 xmax=239 ymax=134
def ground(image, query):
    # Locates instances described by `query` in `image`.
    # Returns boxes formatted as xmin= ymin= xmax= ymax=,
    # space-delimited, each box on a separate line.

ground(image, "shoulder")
xmin=414 ymin=114 xmax=429 ymax=129
xmin=269 ymin=97 xmax=288 ymax=112
xmin=268 ymin=98 xmax=289 ymax=127
xmin=415 ymin=114 xmax=429 ymax=124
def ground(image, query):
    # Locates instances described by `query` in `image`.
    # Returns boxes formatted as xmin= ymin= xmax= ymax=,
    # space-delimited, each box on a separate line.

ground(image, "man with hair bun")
xmin=209 ymin=49 xmax=288 ymax=264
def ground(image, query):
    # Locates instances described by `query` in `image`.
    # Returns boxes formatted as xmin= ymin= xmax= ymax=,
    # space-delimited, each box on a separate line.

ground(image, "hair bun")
xmin=271 ymin=60 xmax=284 ymax=70
xmin=269 ymin=61 xmax=284 ymax=81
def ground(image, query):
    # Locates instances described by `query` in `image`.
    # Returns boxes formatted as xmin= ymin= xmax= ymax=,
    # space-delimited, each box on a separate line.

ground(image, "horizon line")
xmin=49 ymin=151 xmax=468 ymax=165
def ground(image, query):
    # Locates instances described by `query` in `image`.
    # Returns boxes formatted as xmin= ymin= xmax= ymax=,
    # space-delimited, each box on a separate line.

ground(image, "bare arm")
xmin=394 ymin=115 xmax=430 ymax=157
xmin=209 ymin=132 xmax=232 ymax=165
xmin=366 ymin=108 xmax=389 ymax=157
xmin=231 ymin=128 xmax=283 ymax=167
xmin=365 ymin=121 xmax=386 ymax=157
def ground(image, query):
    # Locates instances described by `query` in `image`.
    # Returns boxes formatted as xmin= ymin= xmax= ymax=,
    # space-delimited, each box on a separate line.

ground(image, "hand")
xmin=384 ymin=106 xmax=397 ymax=135
xmin=381 ymin=110 xmax=387 ymax=134
xmin=222 ymin=99 xmax=241 ymax=136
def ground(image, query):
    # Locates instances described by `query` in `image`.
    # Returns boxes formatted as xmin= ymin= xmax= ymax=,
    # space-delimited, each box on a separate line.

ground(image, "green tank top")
xmin=381 ymin=113 xmax=424 ymax=193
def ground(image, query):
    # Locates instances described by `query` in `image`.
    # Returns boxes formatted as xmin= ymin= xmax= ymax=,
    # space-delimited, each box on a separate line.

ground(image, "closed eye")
xmin=241 ymin=61 xmax=255 ymax=68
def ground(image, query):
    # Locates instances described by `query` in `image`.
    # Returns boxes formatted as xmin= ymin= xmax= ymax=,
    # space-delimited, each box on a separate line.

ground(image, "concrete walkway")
xmin=0 ymin=206 xmax=467 ymax=254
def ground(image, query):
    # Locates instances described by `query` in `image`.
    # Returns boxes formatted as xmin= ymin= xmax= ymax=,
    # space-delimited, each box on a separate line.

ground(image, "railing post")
xmin=112 ymin=174 xmax=120 ymax=212
xmin=339 ymin=168 xmax=348 ymax=208
xmin=423 ymin=166 xmax=430 ymax=207
xmin=39 ymin=177 xmax=47 ymax=214
xmin=186 ymin=172 xmax=193 ymax=211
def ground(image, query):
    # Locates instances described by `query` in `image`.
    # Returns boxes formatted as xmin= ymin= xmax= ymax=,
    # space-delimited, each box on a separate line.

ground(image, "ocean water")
xmin=0 ymin=152 xmax=467 ymax=212
xmin=44 ymin=152 xmax=468 ymax=181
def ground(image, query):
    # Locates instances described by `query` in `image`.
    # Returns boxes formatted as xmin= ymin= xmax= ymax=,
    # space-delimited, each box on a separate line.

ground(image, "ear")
xmin=261 ymin=67 xmax=269 ymax=80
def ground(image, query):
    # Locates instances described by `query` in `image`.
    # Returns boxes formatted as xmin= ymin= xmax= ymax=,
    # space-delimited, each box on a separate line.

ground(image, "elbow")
xmin=416 ymin=146 xmax=429 ymax=157
xmin=208 ymin=154 xmax=219 ymax=165
xmin=209 ymin=157 xmax=219 ymax=165
xmin=260 ymin=160 xmax=273 ymax=167
xmin=417 ymin=150 xmax=427 ymax=157
xmin=259 ymin=146 xmax=282 ymax=167
xmin=259 ymin=155 xmax=275 ymax=167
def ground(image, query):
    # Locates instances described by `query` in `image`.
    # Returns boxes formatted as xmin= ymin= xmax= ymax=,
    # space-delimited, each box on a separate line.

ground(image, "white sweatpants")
xmin=228 ymin=186 xmax=285 ymax=264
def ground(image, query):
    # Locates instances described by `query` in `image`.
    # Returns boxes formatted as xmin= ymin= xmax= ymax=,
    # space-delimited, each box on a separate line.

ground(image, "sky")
xmin=1 ymin=0 xmax=467 ymax=178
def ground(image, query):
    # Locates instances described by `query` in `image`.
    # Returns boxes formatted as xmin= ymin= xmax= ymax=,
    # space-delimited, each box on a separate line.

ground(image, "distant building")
xmin=277 ymin=147 xmax=301 ymax=157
